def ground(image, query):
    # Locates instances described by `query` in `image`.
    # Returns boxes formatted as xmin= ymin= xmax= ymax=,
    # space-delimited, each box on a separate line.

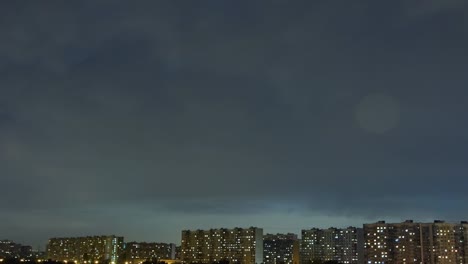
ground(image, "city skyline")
xmin=2 ymin=219 xmax=468 ymax=250
xmin=3 ymin=220 xmax=468 ymax=264
xmin=2 ymin=0 xmax=468 ymax=251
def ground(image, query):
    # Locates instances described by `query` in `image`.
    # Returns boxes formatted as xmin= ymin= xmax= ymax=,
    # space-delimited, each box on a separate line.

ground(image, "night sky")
xmin=1 ymin=1 xmax=468 ymax=248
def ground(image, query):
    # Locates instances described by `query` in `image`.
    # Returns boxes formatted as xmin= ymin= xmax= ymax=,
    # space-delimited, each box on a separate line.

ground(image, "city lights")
xmin=1 ymin=221 xmax=468 ymax=264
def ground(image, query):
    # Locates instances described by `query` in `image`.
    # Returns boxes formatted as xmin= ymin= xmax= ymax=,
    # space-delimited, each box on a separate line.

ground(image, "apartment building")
xmin=47 ymin=236 xmax=124 ymax=264
xmin=263 ymin=233 xmax=299 ymax=264
xmin=301 ymin=227 xmax=360 ymax=264
xmin=181 ymin=227 xmax=263 ymax=264
xmin=364 ymin=220 xmax=468 ymax=264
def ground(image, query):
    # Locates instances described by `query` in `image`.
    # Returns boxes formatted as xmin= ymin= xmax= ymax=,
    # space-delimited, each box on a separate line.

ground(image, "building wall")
xmin=364 ymin=220 xmax=468 ymax=264
xmin=292 ymin=240 xmax=300 ymax=264
xmin=46 ymin=236 xmax=124 ymax=264
xmin=181 ymin=227 xmax=263 ymax=264
xmin=393 ymin=221 xmax=421 ymax=263
xmin=356 ymin=229 xmax=364 ymax=264
xmin=301 ymin=227 xmax=359 ymax=264
xmin=301 ymin=228 xmax=321 ymax=263
xmin=255 ymin=229 xmax=264 ymax=264
xmin=0 ymin=240 xmax=32 ymax=260
xmin=337 ymin=228 xmax=360 ymax=264
xmin=125 ymin=242 xmax=176 ymax=264
xmin=432 ymin=222 xmax=458 ymax=264
xmin=263 ymin=234 xmax=297 ymax=264
xmin=363 ymin=221 xmax=392 ymax=263
xmin=461 ymin=223 xmax=468 ymax=264
xmin=175 ymin=246 xmax=181 ymax=261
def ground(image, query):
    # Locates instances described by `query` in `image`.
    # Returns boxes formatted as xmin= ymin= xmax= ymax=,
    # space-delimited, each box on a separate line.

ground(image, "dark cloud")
xmin=1 ymin=1 xmax=468 ymax=247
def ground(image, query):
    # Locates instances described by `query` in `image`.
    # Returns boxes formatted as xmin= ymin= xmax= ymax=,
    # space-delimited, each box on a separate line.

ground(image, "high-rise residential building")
xmin=175 ymin=246 xmax=181 ymax=260
xmin=263 ymin=233 xmax=299 ymax=264
xmin=301 ymin=228 xmax=321 ymax=263
xmin=0 ymin=240 xmax=32 ymax=260
xmin=357 ymin=229 xmax=365 ymax=264
xmin=181 ymin=227 xmax=263 ymax=264
xmin=47 ymin=236 xmax=124 ymax=264
xmin=31 ymin=250 xmax=47 ymax=261
xmin=125 ymin=242 xmax=176 ymax=264
xmin=364 ymin=220 xmax=419 ymax=263
xmin=459 ymin=221 xmax=468 ymax=264
xmin=364 ymin=220 xmax=468 ymax=264
xmin=301 ymin=227 xmax=360 ymax=264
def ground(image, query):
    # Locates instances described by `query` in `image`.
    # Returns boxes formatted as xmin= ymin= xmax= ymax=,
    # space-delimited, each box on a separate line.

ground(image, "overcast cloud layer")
xmin=1 ymin=1 xmax=468 ymax=247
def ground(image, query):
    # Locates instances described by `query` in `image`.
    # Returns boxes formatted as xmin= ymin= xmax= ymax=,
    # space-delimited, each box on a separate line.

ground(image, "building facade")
xmin=181 ymin=227 xmax=263 ymax=264
xmin=263 ymin=233 xmax=299 ymax=264
xmin=0 ymin=240 xmax=33 ymax=260
xmin=125 ymin=242 xmax=176 ymax=264
xmin=364 ymin=220 xmax=468 ymax=264
xmin=301 ymin=227 xmax=360 ymax=264
xmin=175 ymin=246 xmax=181 ymax=260
xmin=47 ymin=236 xmax=124 ymax=264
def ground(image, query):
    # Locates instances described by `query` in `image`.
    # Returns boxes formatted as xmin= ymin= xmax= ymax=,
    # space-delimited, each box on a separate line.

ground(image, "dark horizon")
xmin=1 ymin=1 xmax=468 ymax=248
